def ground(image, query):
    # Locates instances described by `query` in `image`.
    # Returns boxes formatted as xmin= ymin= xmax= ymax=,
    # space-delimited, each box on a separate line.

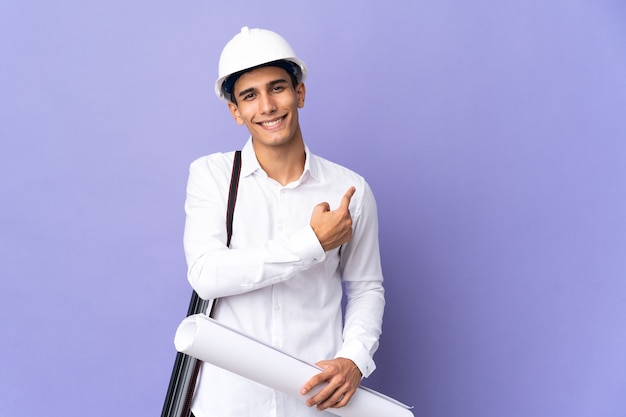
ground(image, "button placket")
xmin=272 ymin=187 xmax=286 ymax=349
xmin=276 ymin=187 xmax=286 ymax=235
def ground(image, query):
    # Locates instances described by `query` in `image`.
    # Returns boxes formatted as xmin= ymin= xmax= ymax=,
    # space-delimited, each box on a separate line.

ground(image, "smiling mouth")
xmin=258 ymin=116 xmax=285 ymax=128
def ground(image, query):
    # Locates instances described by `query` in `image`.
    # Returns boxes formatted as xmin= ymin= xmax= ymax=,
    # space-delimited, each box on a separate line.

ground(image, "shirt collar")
xmin=240 ymin=137 xmax=260 ymax=178
xmin=239 ymin=137 xmax=320 ymax=183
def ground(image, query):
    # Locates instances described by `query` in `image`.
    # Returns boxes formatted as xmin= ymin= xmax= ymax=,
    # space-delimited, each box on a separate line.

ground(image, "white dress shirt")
xmin=184 ymin=138 xmax=385 ymax=417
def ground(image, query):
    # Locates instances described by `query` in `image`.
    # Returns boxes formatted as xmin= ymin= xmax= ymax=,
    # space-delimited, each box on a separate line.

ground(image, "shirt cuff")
xmin=287 ymin=225 xmax=325 ymax=266
xmin=335 ymin=339 xmax=377 ymax=378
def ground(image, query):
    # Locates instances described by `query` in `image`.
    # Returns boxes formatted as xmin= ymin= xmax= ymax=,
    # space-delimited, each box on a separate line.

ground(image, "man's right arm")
xmin=183 ymin=158 xmax=325 ymax=300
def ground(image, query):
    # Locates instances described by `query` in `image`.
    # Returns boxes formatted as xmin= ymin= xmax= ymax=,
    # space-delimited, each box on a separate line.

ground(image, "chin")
xmin=256 ymin=132 xmax=292 ymax=146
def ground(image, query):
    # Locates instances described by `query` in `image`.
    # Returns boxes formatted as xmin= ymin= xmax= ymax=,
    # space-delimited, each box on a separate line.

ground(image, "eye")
xmin=242 ymin=92 xmax=256 ymax=101
xmin=272 ymin=85 xmax=285 ymax=93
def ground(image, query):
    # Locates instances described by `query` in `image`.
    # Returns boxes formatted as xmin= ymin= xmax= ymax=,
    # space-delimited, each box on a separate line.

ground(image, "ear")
xmin=228 ymin=102 xmax=244 ymax=125
xmin=296 ymin=83 xmax=306 ymax=108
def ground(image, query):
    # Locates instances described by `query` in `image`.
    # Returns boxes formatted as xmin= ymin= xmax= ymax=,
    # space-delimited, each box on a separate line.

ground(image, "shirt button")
xmin=274 ymin=304 xmax=281 ymax=311
xmin=278 ymin=225 xmax=283 ymax=231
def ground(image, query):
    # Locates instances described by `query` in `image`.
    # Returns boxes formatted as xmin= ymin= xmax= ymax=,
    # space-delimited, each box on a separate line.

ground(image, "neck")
xmin=253 ymin=136 xmax=306 ymax=186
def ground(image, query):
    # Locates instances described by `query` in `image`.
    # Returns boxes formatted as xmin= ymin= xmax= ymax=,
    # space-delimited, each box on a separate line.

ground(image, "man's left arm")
xmin=301 ymin=181 xmax=386 ymax=410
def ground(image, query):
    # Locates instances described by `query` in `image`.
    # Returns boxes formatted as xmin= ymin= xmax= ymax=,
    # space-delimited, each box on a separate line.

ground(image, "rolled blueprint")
xmin=174 ymin=314 xmax=413 ymax=417
xmin=160 ymin=295 xmax=214 ymax=417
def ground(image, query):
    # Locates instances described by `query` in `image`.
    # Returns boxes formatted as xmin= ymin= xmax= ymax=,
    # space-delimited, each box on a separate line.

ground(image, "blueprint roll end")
xmin=174 ymin=316 xmax=198 ymax=352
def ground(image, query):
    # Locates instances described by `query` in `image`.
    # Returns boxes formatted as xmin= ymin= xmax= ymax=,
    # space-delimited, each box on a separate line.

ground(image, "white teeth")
xmin=261 ymin=117 xmax=283 ymax=127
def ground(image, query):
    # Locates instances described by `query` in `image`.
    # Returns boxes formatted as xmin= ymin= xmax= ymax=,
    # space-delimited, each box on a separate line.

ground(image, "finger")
xmin=300 ymin=370 xmax=327 ymax=397
xmin=308 ymin=383 xmax=339 ymax=409
xmin=339 ymin=186 xmax=356 ymax=209
xmin=316 ymin=387 xmax=346 ymax=411
xmin=333 ymin=389 xmax=355 ymax=408
xmin=313 ymin=201 xmax=331 ymax=214
xmin=303 ymin=372 xmax=341 ymax=408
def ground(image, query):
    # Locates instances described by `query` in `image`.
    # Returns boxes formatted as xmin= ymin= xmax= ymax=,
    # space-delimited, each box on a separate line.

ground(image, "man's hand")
xmin=310 ymin=187 xmax=356 ymax=252
xmin=300 ymin=357 xmax=362 ymax=411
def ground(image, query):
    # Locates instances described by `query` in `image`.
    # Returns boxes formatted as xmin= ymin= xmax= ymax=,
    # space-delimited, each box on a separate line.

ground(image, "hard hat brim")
xmin=214 ymin=57 xmax=307 ymax=103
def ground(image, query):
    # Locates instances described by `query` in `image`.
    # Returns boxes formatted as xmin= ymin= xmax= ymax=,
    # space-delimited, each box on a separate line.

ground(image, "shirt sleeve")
xmin=335 ymin=181 xmax=385 ymax=377
xmin=183 ymin=157 xmax=326 ymax=300
xmin=335 ymin=281 xmax=385 ymax=377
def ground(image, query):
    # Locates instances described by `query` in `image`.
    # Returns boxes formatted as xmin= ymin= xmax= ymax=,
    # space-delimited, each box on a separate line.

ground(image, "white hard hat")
xmin=215 ymin=26 xmax=308 ymax=102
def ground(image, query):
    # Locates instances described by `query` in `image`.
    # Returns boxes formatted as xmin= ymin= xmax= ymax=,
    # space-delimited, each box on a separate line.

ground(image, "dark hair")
xmin=224 ymin=60 xmax=301 ymax=103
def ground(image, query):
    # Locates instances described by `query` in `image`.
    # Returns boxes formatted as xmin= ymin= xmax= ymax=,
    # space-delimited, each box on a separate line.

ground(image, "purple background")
xmin=2 ymin=1 xmax=626 ymax=416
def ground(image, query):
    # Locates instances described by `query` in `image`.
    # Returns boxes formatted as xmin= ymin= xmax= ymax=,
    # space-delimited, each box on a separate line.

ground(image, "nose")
xmin=258 ymin=92 xmax=276 ymax=114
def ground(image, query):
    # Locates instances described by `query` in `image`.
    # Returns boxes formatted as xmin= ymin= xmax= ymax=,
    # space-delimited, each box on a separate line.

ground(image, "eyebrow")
xmin=237 ymin=78 xmax=290 ymax=99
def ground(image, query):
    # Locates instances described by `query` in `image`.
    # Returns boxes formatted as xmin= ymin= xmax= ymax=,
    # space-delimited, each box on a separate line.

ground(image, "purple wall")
xmin=2 ymin=1 xmax=625 ymax=416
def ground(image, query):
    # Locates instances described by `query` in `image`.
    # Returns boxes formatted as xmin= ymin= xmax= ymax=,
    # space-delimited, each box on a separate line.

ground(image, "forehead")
xmin=233 ymin=65 xmax=292 ymax=92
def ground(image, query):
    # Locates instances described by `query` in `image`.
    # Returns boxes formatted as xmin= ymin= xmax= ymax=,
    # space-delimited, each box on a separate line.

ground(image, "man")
xmin=183 ymin=26 xmax=385 ymax=417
